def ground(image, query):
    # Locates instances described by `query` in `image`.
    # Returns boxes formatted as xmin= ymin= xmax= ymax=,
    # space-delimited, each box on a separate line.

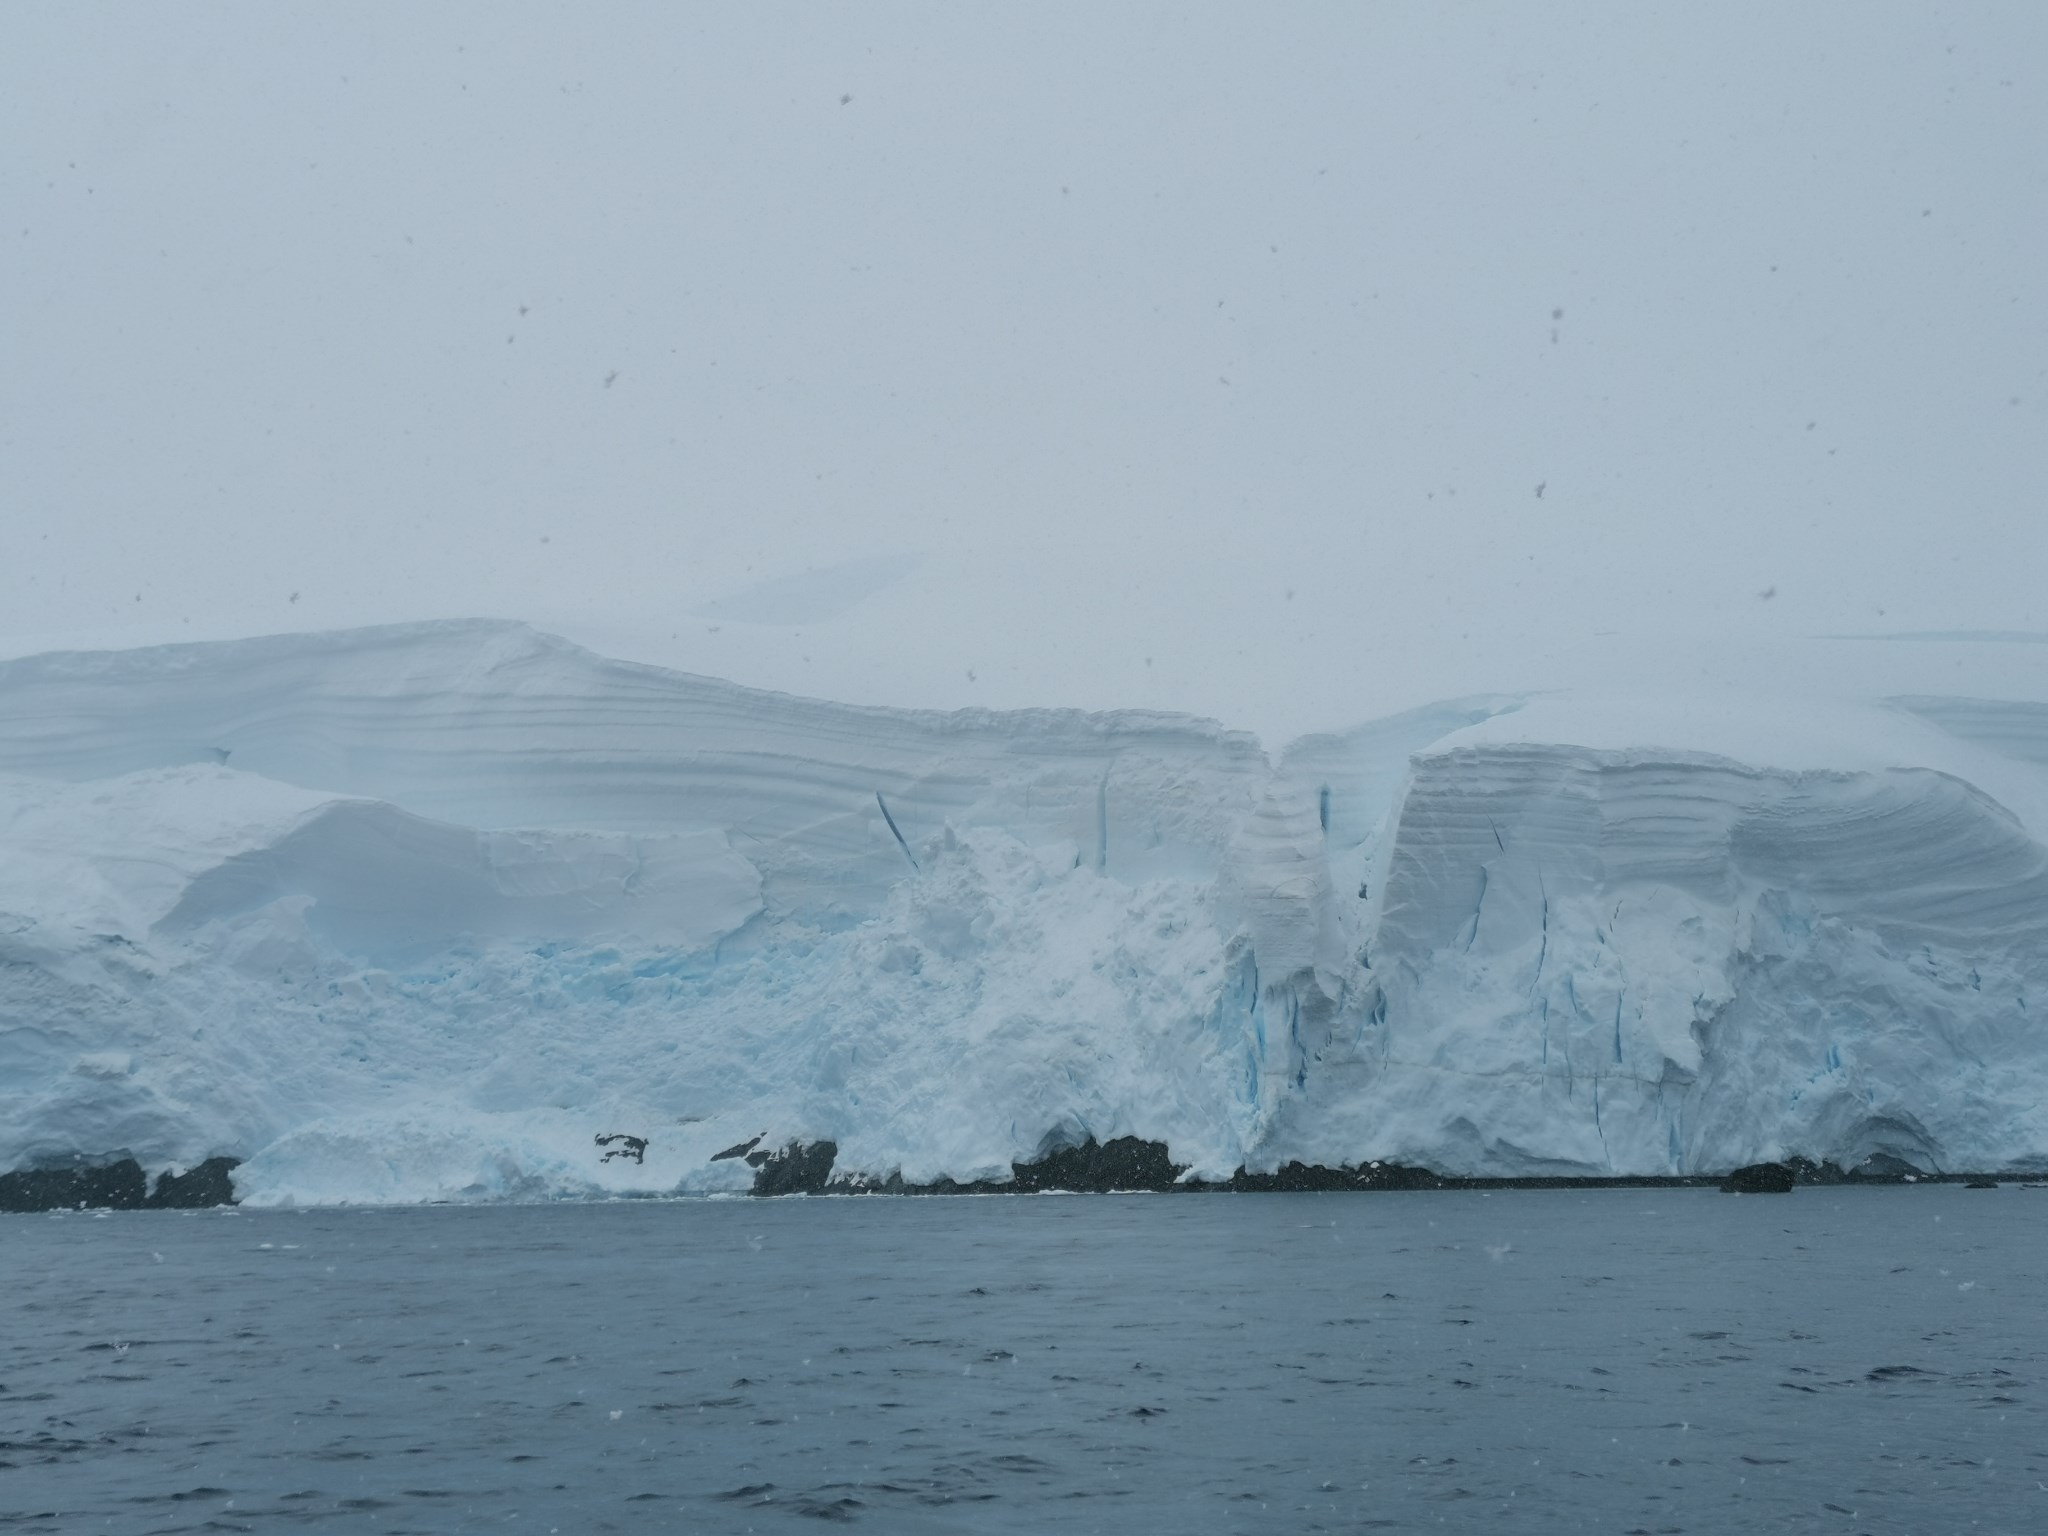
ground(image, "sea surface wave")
xmin=3 ymin=1189 xmax=2044 ymax=1533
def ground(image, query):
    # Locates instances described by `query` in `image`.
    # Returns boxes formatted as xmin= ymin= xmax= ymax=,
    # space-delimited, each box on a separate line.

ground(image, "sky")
xmin=4 ymin=2 xmax=2044 ymax=742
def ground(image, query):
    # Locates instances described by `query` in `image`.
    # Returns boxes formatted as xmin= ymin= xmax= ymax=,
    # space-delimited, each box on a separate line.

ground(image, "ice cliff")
xmin=3 ymin=620 xmax=2044 ymax=1203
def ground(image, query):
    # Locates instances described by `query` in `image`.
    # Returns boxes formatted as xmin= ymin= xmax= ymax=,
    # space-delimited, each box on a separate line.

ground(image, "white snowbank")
xmin=2 ymin=620 xmax=2043 ymax=1200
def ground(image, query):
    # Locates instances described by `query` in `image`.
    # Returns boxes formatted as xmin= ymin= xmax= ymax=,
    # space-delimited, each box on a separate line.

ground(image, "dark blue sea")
xmin=3 ymin=1188 xmax=2044 ymax=1533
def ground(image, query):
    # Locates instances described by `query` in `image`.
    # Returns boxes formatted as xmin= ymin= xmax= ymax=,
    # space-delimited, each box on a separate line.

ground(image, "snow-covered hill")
xmin=3 ymin=620 xmax=2044 ymax=1202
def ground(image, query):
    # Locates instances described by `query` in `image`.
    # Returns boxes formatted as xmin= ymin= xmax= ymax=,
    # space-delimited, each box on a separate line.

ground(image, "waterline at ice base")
xmin=3 ymin=620 xmax=2045 ymax=1206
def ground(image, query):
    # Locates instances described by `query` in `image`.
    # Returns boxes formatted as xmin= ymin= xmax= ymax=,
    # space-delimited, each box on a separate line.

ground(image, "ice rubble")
xmin=2 ymin=619 xmax=2044 ymax=1203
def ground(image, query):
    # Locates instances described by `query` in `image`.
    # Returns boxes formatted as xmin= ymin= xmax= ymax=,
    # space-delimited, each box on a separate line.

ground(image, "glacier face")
xmin=2 ymin=620 xmax=2044 ymax=1203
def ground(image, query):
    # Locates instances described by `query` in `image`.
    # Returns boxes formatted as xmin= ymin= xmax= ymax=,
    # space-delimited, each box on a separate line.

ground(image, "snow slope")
xmin=2 ymin=620 xmax=2044 ymax=1202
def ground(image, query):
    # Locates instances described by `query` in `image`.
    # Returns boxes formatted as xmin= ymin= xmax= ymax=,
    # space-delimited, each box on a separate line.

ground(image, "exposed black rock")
xmin=595 ymin=1133 xmax=648 ymax=1165
xmin=149 ymin=1158 xmax=240 ymax=1208
xmin=758 ymin=1136 xmax=1739 ymax=1197
xmin=1785 ymin=1154 xmax=1919 ymax=1184
xmin=824 ymin=1167 xmax=911 ymax=1194
xmin=721 ymin=1134 xmax=2023 ymax=1198
xmin=747 ymin=1135 xmax=2039 ymax=1197
xmin=813 ymin=1136 xmax=1187 ymax=1196
xmin=0 ymin=1156 xmax=241 ymax=1212
xmin=4 ymin=1140 xmax=2020 ymax=1210
xmin=1224 ymin=1160 xmax=1358 ymax=1192
xmin=749 ymin=1140 xmax=840 ymax=1195
xmin=1224 ymin=1159 xmax=1452 ymax=1192
xmin=1011 ymin=1136 xmax=1182 ymax=1192
xmin=1721 ymin=1162 xmax=1797 ymax=1193
xmin=0 ymin=1160 xmax=147 ymax=1212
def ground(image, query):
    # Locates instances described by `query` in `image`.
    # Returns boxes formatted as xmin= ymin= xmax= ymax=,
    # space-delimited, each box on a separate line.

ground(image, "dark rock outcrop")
xmin=1785 ymin=1154 xmax=1918 ymax=1184
xmin=149 ymin=1157 xmax=241 ymax=1208
xmin=1010 ymin=1135 xmax=1181 ymax=1192
xmin=595 ymin=1133 xmax=648 ymax=1164
xmin=0 ymin=1160 xmax=147 ymax=1212
xmin=1224 ymin=1159 xmax=1454 ymax=1192
xmin=1720 ymin=1161 xmax=1797 ymax=1193
xmin=745 ymin=1135 xmax=1708 ymax=1197
xmin=748 ymin=1140 xmax=840 ymax=1195
xmin=723 ymin=1133 xmax=2030 ymax=1197
xmin=749 ymin=1135 xmax=1954 ymax=1197
xmin=1 ymin=1156 xmax=241 ymax=1213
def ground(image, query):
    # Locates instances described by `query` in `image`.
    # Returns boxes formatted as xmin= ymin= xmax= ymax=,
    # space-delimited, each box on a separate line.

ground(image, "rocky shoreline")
xmin=3 ymin=1139 xmax=2029 ymax=1213
xmin=751 ymin=1136 xmax=2018 ymax=1198
xmin=0 ymin=1157 xmax=242 ymax=1213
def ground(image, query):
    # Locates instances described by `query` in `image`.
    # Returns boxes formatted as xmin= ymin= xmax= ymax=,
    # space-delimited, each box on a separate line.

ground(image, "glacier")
xmin=2 ymin=619 xmax=2045 ymax=1204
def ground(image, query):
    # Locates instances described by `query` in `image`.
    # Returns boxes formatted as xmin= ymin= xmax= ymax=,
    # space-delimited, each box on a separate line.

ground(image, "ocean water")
xmin=2 ymin=1188 xmax=2044 ymax=1534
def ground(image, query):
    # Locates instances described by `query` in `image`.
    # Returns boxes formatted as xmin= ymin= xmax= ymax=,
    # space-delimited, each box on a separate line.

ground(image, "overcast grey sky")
xmin=4 ymin=3 xmax=2043 ymax=739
